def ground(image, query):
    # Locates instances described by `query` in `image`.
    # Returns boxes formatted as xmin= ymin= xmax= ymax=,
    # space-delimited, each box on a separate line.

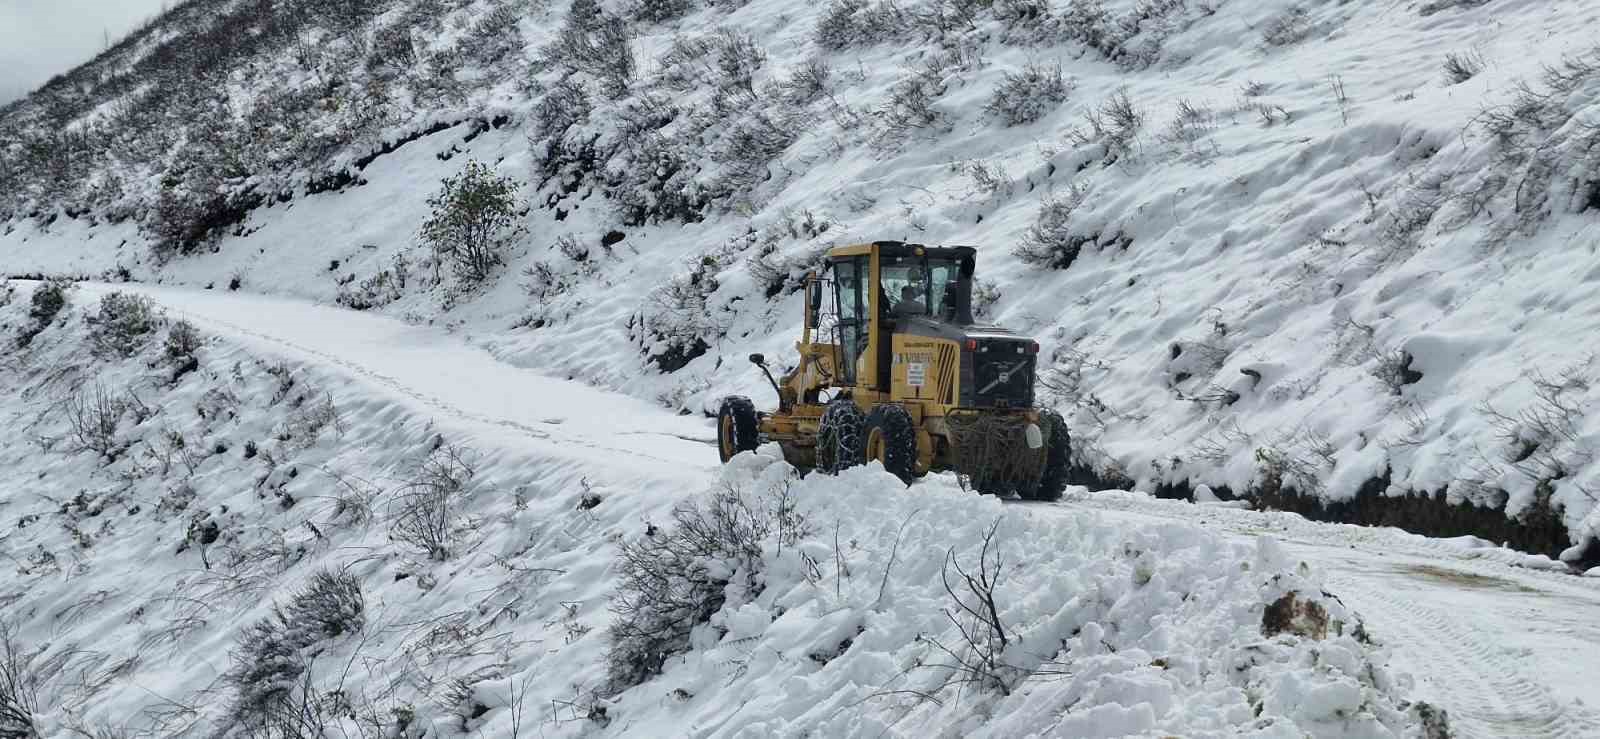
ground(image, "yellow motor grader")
xmin=716 ymin=241 xmax=1071 ymax=500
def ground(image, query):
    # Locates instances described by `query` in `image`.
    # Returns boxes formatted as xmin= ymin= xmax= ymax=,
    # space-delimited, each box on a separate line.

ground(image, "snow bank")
xmin=0 ymin=282 xmax=1431 ymax=738
xmin=605 ymin=447 xmax=1432 ymax=737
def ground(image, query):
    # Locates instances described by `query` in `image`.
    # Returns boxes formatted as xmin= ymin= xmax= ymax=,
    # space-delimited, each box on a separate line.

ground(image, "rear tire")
xmin=861 ymin=404 xmax=918 ymax=485
xmin=717 ymin=396 xmax=760 ymax=463
xmin=1023 ymin=409 xmax=1071 ymax=501
xmin=816 ymin=398 xmax=865 ymax=474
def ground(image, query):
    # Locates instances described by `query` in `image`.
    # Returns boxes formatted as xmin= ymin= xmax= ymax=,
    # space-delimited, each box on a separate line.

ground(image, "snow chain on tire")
xmin=717 ymin=396 xmax=760 ymax=463
xmin=862 ymin=404 xmax=918 ymax=485
xmin=1024 ymin=409 xmax=1071 ymax=502
xmin=816 ymin=398 xmax=866 ymax=474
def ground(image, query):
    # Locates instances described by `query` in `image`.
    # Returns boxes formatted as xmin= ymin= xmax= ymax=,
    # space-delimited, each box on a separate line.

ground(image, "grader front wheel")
xmin=816 ymin=398 xmax=865 ymax=474
xmin=717 ymin=396 xmax=760 ymax=462
xmin=862 ymin=404 xmax=918 ymax=485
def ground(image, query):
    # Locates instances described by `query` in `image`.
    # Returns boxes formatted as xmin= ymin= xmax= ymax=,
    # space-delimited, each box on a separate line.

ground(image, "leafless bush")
xmin=659 ymin=27 xmax=766 ymax=95
xmin=282 ymin=569 xmax=366 ymax=644
xmin=814 ymin=0 xmax=907 ymax=50
xmin=984 ymin=63 xmax=1071 ymax=127
xmin=1370 ymin=349 xmax=1423 ymax=395
xmin=922 ymin=519 xmax=1019 ymax=696
xmin=964 ymin=160 xmax=1015 ymax=200
xmin=1012 ymin=183 xmax=1092 ymax=269
xmin=389 ymin=442 xmax=476 ymax=561
xmin=555 ymin=234 xmax=591 ymax=264
xmin=164 ymin=319 xmax=201 ymax=362
xmin=774 ymin=57 xmax=831 ymax=105
xmin=274 ymin=392 xmax=342 ymax=448
xmin=538 ymin=0 xmax=636 ymax=98
xmin=1478 ymin=365 xmax=1594 ymax=483
xmin=1161 ymin=99 xmax=1215 ymax=145
xmin=64 ymin=383 xmax=128 ymax=461
xmin=1442 ymin=50 xmax=1484 ymax=85
xmin=630 ymin=0 xmax=693 ymax=24
xmin=606 ymin=479 xmax=809 ymax=692
xmin=1068 ymin=87 xmax=1144 ymax=162
xmin=15 ymin=279 xmax=70 ymax=349
xmin=85 ymin=291 xmax=159 ymax=358
xmin=872 ymin=60 xmax=948 ymax=150
xmin=532 ymin=78 xmax=591 ymax=142
xmin=226 ymin=570 xmax=365 ymax=730
xmin=0 ymin=621 xmax=40 ymax=739
xmin=1261 ymin=6 xmax=1310 ymax=47
xmin=1255 ymin=445 xmax=1324 ymax=496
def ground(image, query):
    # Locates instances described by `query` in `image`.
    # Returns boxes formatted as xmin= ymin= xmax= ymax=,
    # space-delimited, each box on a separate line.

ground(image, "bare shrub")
xmin=1068 ymin=87 xmax=1144 ymax=162
xmin=64 ymin=383 xmax=129 ymax=461
xmin=532 ymin=78 xmax=591 ymax=143
xmin=1442 ymin=49 xmax=1483 ymax=85
xmin=1478 ymin=366 xmax=1594 ymax=485
xmin=274 ymin=392 xmax=342 ymax=449
xmin=419 ymin=160 xmax=527 ymax=285
xmin=539 ymin=0 xmax=636 ymax=98
xmin=1100 ymin=87 xmax=1143 ymax=144
xmin=0 ymin=621 xmax=40 ymax=739
xmin=630 ymin=0 xmax=694 ymax=24
xmin=926 ymin=519 xmax=1019 ymax=695
xmin=389 ymin=442 xmax=476 ymax=561
xmin=1255 ymin=445 xmax=1324 ymax=496
xmin=634 ymin=257 xmax=725 ymax=371
xmin=280 ymin=570 xmax=366 ymax=643
xmin=85 ymin=291 xmax=159 ymax=358
xmin=774 ymin=57 xmax=831 ymax=105
xmin=984 ymin=63 xmax=1071 ymax=127
xmin=965 ymin=160 xmax=1015 ymax=200
xmin=814 ymin=0 xmax=907 ymax=50
xmin=659 ymin=27 xmax=765 ymax=95
xmin=874 ymin=63 xmax=947 ymax=145
xmin=163 ymin=319 xmax=201 ymax=362
xmin=225 ymin=570 xmax=365 ymax=726
xmin=1370 ymin=349 xmax=1423 ymax=395
xmin=16 ymin=279 xmax=70 ymax=348
xmin=606 ymin=480 xmax=809 ymax=692
xmin=1160 ymin=99 xmax=1215 ymax=145
xmin=1261 ymin=6 xmax=1311 ymax=47
xmin=1012 ymin=184 xmax=1092 ymax=269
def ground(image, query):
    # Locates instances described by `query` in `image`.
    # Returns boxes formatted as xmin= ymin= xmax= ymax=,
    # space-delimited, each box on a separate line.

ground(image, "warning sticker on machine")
xmin=907 ymin=361 xmax=927 ymax=388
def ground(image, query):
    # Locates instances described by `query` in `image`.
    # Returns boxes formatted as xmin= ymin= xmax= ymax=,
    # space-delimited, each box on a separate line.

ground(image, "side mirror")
xmin=749 ymin=353 xmax=766 ymax=366
xmin=806 ymin=280 xmax=823 ymax=329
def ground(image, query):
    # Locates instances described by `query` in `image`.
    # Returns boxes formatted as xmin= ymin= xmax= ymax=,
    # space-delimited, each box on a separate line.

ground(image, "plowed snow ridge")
xmin=77 ymin=284 xmax=1600 ymax=737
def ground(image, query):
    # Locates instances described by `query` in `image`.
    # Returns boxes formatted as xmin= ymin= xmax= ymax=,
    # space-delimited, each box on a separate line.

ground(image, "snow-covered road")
xmin=88 ymin=284 xmax=1600 ymax=739
xmin=1049 ymin=493 xmax=1600 ymax=739
xmin=76 ymin=282 xmax=719 ymax=491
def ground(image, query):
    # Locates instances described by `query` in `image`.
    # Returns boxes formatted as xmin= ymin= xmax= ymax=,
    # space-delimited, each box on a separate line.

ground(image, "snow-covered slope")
xmin=4 ymin=3 xmax=1600 ymax=555
xmin=0 ymin=282 xmax=1448 ymax=737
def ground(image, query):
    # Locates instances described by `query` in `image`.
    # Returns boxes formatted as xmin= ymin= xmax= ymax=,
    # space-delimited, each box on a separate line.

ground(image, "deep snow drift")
xmin=0 ymin=281 xmax=1439 ymax=737
xmin=5 ymin=0 xmax=1600 ymax=559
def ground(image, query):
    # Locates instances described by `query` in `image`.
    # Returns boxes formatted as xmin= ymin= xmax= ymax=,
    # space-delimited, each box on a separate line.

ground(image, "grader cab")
xmin=716 ymin=241 xmax=1070 ymax=500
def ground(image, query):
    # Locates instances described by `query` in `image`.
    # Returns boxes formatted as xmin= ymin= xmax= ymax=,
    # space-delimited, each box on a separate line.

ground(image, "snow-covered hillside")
xmin=4 ymin=2 xmax=1600 ymax=558
xmin=0 ymin=281 xmax=1464 ymax=737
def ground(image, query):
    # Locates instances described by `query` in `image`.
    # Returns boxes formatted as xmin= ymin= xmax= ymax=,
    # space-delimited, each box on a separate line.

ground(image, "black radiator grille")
xmin=963 ymin=340 xmax=1035 ymax=408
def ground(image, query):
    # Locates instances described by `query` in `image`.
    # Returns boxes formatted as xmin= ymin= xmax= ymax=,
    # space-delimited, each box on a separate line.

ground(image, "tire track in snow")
xmin=115 ymin=289 xmax=712 ymax=472
xmin=1018 ymin=490 xmax=1600 ymax=737
xmin=1327 ymin=574 xmax=1600 ymax=739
